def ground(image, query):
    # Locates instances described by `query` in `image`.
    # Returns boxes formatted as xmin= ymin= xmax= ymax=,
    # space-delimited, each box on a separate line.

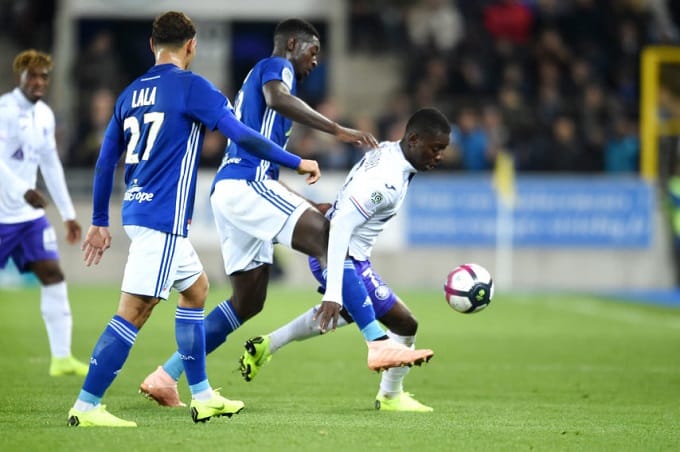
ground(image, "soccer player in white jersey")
xmin=140 ymin=18 xmax=432 ymax=408
xmin=66 ymin=11 xmax=319 ymax=428
xmin=240 ymin=108 xmax=451 ymax=412
xmin=0 ymin=50 xmax=89 ymax=378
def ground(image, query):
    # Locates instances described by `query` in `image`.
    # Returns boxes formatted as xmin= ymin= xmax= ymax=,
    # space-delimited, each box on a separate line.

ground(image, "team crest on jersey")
xmin=11 ymin=148 xmax=24 ymax=161
xmin=374 ymin=285 xmax=390 ymax=301
xmin=369 ymin=191 xmax=384 ymax=205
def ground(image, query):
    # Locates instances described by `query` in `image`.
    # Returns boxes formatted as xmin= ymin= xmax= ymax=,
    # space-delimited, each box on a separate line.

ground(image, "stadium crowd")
xmin=342 ymin=0 xmax=680 ymax=173
xmin=2 ymin=0 xmax=679 ymax=174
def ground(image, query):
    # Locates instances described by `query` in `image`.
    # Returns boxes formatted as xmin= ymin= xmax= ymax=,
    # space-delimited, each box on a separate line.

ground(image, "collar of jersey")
xmin=149 ymin=63 xmax=181 ymax=73
xmin=11 ymin=87 xmax=36 ymax=110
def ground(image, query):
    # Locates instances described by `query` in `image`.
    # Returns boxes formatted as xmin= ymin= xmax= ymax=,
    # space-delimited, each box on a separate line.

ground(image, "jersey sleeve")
xmin=341 ymin=178 xmax=394 ymax=221
xmin=0 ymin=104 xmax=31 ymax=194
xmin=186 ymin=75 xmax=232 ymax=130
xmin=321 ymin=204 xmax=367 ymax=305
xmin=260 ymin=58 xmax=295 ymax=90
xmin=39 ymin=146 xmax=76 ymax=221
xmin=92 ymin=114 xmax=125 ymax=226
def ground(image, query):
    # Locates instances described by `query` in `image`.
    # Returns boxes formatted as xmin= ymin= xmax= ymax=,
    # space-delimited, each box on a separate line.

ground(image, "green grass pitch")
xmin=0 ymin=283 xmax=678 ymax=451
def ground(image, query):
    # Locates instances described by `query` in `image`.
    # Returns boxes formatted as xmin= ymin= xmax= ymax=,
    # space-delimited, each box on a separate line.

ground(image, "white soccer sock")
xmin=379 ymin=331 xmax=415 ymax=398
xmin=192 ymin=388 xmax=214 ymax=402
xmin=269 ymin=304 xmax=349 ymax=354
xmin=73 ymin=400 xmax=97 ymax=412
xmin=41 ymin=281 xmax=73 ymax=358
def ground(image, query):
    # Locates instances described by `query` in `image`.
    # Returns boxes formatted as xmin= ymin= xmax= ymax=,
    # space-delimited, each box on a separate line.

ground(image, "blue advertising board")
xmin=407 ymin=175 xmax=654 ymax=248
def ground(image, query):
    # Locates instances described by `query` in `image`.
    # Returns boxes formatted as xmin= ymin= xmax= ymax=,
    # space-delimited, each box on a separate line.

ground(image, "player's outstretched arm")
xmin=333 ymin=124 xmax=379 ymax=148
xmin=217 ymin=110 xmax=302 ymax=169
xmin=263 ymin=80 xmax=378 ymax=148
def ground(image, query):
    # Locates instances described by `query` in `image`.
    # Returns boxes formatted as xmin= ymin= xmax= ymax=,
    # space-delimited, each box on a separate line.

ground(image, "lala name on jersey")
xmin=131 ymin=86 xmax=157 ymax=108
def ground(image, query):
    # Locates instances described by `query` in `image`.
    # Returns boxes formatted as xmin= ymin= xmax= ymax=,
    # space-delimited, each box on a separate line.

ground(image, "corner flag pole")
xmin=493 ymin=150 xmax=516 ymax=290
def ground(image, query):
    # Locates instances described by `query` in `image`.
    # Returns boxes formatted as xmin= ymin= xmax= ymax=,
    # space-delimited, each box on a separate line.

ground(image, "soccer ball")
xmin=444 ymin=263 xmax=494 ymax=313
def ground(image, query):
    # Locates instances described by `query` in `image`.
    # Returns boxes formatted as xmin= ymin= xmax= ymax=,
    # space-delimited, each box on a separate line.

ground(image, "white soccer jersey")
xmin=0 ymin=88 xmax=75 ymax=223
xmin=330 ymin=140 xmax=415 ymax=261
xmin=322 ymin=140 xmax=416 ymax=304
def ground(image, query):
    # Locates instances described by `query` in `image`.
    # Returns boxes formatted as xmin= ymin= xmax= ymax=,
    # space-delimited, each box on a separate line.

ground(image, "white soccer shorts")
xmin=121 ymin=225 xmax=203 ymax=300
xmin=211 ymin=179 xmax=310 ymax=275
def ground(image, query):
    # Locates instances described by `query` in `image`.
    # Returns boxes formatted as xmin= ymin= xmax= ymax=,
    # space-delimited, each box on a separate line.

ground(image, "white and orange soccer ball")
xmin=444 ymin=263 xmax=494 ymax=314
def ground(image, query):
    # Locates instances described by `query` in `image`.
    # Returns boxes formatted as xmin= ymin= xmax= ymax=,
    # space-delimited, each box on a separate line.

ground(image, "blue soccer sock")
xmin=205 ymin=300 xmax=242 ymax=353
xmin=162 ymin=300 xmax=242 ymax=381
xmin=175 ymin=307 xmax=208 ymax=392
xmin=336 ymin=260 xmax=386 ymax=341
xmin=79 ymin=315 xmax=137 ymax=405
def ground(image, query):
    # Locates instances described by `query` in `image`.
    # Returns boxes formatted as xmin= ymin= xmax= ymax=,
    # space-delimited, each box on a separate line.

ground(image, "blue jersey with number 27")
xmin=101 ymin=63 xmax=231 ymax=236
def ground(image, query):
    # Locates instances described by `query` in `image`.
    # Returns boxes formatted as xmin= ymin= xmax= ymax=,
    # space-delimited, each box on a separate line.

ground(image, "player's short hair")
xmin=406 ymin=108 xmax=451 ymax=137
xmin=13 ymin=50 xmax=52 ymax=75
xmin=274 ymin=18 xmax=320 ymax=43
xmin=152 ymin=11 xmax=196 ymax=47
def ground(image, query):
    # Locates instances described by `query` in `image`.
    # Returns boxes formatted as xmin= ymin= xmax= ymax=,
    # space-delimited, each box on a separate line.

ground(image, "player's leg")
xmin=239 ymin=256 xmax=352 ymax=381
xmin=68 ymin=291 xmax=156 ymax=427
xmin=12 ymin=217 xmax=88 ymax=376
xmin=287 ymin=209 xmax=388 ymax=343
xmin=241 ymin=257 xmax=433 ymax=378
xmin=69 ymin=226 xmax=170 ymax=426
xmin=31 ymin=259 xmax=88 ymax=376
xmin=346 ymin=261 xmax=431 ymax=372
xmin=142 ymin=179 xmax=284 ymax=402
xmin=375 ymin=298 xmax=432 ymax=412
xmin=173 ymin=255 xmax=245 ymax=423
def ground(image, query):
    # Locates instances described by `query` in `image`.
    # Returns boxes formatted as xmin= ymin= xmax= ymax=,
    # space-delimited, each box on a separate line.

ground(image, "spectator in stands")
xmin=604 ymin=116 xmax=639 ymax=173
xmin=483 ymin=0 xmax=534 ymax=45
xmin=405 ymin=0 xmax=464 ymax=56
xmin=450 ymin=107 xmax=492 ymax=171
xmin=481 ymin=104 xmax=510 ymax=158
xmin=545 ymin=115 xmax=587 ymax=172
xmin=70 ymin=88 xmax=115 ymax=167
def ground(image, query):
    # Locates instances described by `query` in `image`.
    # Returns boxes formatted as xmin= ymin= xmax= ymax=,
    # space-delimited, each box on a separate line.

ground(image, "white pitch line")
xmin=520 ymin=295 xmax=680 ymax=330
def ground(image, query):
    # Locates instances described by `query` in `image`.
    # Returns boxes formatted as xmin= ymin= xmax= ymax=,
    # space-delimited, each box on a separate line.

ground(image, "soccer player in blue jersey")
xmin=140 ymin=18 xmax=432 ymax=407
xmin=66 ymin=11 xmax=319 ymax=428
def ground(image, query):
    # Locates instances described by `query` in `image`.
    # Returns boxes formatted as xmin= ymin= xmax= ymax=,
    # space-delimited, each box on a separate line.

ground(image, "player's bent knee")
xmin=390 ymin=316 xmax=419 ymax=336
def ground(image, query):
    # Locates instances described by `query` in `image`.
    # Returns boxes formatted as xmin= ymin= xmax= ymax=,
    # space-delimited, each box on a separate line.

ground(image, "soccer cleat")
xmin=139 ymin=366 xmax=186 ymax=407
xmin=375 ymin=392 xmax=434 ymax=412
xmin=49 ymin=356 xmax=89 ymax=377
xmin=189 ymin=390 xmax=244 ymax=423
xmin=67 ymin=405 xmax=137 ymax=427
xmin=239 ymin=335 xmax=272 ymax=382
xmin=366 ymin=338 xmax=434 ymax=372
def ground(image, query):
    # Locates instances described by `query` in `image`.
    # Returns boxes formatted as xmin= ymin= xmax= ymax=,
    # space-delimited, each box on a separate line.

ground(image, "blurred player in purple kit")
xmin=0 ymin=49 xmax=89 ymax=377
